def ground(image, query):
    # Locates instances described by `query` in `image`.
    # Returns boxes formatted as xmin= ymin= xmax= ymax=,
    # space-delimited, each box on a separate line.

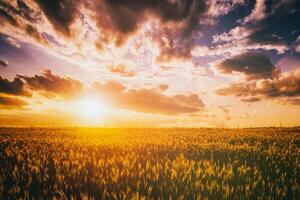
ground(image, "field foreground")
xmin=0 ymin=127 xmax=299 ymax=199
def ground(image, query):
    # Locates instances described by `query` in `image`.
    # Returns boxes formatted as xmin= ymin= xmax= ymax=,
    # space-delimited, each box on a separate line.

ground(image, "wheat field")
xmin=0 ymin=127 xmax=299 ymax=199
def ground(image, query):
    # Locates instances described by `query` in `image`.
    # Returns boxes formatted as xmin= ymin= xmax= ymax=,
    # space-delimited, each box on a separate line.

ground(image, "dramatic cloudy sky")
xmin=0 ymin=0 xmax=300 ymax=127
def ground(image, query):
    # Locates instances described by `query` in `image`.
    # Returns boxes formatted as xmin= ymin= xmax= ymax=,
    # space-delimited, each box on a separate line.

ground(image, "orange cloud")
xmin=0 ymin=95 xmax=27 ymax=109
xmin=2 ymin=70 xmax=203 ymax=115
xmin=0 ymin=77 xmax=31 ymax=96
xmin=108 ymin=64 xmax=136 ymax=77
xmin=216 ymin=68 xmax=300 ymax=105
xmin=17 ymin=69 xmax=83 ymax=99
xmin=158 ymin=84 xmax=168 ymax=91
xmin=93 ymin=81 xmax=204 ymax=115
xmin=0 ymin=0 xmax=48 ymax=44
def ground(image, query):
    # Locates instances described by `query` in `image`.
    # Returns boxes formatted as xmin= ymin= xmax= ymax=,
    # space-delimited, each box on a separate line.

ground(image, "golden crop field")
xmin=0 ymin=127 xmax=299 ymax=199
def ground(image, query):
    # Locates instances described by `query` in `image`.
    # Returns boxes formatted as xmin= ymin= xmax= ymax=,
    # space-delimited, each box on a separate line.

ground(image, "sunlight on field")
xmin=0 ymin=127 xmax=299 ymax=199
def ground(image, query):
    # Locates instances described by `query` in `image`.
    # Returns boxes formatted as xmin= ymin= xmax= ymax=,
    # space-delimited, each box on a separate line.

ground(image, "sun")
xmin=77 ymin=97 xmax=106 ymax=120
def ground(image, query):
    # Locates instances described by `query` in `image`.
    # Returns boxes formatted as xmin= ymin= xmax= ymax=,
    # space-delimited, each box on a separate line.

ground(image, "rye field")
xmin=0 ymin=127 xmax=299 ymax=199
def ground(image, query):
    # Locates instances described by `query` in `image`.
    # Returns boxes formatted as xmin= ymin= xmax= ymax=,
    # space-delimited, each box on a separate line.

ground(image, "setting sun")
xmin=76 ymin=97 xmax=106 ymax=122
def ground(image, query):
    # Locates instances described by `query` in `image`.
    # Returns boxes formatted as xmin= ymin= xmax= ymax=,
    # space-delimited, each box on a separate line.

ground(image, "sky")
xmin=0 ymin=0 xmax=300 ymax=127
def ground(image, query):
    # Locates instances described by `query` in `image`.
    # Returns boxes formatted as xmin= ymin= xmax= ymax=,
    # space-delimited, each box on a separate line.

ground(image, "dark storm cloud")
xmin=212 ymin=0 xmax=300 ymax=54
xmin=247 ymin=27 xmax=283 ymax=45
xmin=17 ymin=69 xmax=84 ymax=98
xmin=17 ymin=0 xmax=40 ymax=22
xmin=216 ymin=52 xmax=277 ymax=79
xmin=36 ymin=0 xmax=78 ymax=36
xmin=0 ymin=95 xmax=27 ymax=109
xmin=244 ymin=0 xmax=300 ymax=46
xmin=216 ymin=68 xmax=300 ymax=104
xmin=0 ymin=0 xmax=246 ymax=60
xmin=259 ymin=1 xmax=299 ymax=43
xmin=94 ymin=0 xmax=212 ymax=60
xmin=92 ymin=81 xmax=204 ymax=115
xmin=3 ymin=0 xmax=208 ymax=44
xmin=95 ymin=0 xmax=207 ymax=44
xmin=245 ymin=6 xmax=300 ymax=47
xmin=0 ymin=59 xmax=8 ymax=67
xmin=0 ymin=77 xmax=31 ymax=96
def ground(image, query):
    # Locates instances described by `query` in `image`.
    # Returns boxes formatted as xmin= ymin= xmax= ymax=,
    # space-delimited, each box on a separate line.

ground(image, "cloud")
xmin=0 ymin=1 xmax=21 ymax=27
xmin=0 ymin=95 xmax=27 ymax=109
xmin=215 ymin=52 xmax=277 ymax=79
xmin=24 ymin=24 xmax=47 ymax=44
xmin=0 ymin=0 xmax=40 ymax=25
xmin=17 ymin=69 xmax=83 ymax=98
xmin=209 ymin=0 xmax=300 ymax=56
xmin=5 ymin=36 xmax=21 ymax=48
xmin=36 ymin=0 xmax=78 ymax=36
xmin=92 ymin=81 xmax=126 ymax=94
xmin=108 ymin=64 xmax=135 ymax=77
xmin=93 ymin=0 xmax=245 ymax=61
xmin=243 ymin=0 xmax=266 ymax=23
xmin=0 ymin=0 xmax=248 ymax=62
xmin=159 ymin=84 xmax=168 ymax=91
xmin=209 ymin=28 xmax=288 ymax=56
xmin=246 ymin=27 xmax=283 ymax=47
xmin=1 ymin=70 xmax=84 ymax=99
xmin=93 ymin=81 xmax=204 ymax=115
xmin=241 ymin=97 xmax=261 ymax=102
xmin=0 ymin=0 xmax=47 ymax=44
xmin=0 ymin=76 xmax=31 ymax=96
xmin=216 ymin=68 xmax=300 ymax=105
xmin=284 ymin=98 xmax=300 ymax=106
xmin=94 ymin=0 xmax=208 ymax=45
xmin=154 ymin=29 xmax=196 ymax=62
xmin=0 ymin=59 xmax=8 ymax=67
xmin=92 ymin=0 xmax=222 ymax=62
xmin=218 ymin=106 xmax=231 ymax=120
xmin=207 ymin=0 xmax=245 ymax=17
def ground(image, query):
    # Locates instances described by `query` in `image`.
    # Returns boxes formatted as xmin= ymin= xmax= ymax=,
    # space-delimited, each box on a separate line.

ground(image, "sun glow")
xmin=76 ymin=97 xmax=106 ymax=122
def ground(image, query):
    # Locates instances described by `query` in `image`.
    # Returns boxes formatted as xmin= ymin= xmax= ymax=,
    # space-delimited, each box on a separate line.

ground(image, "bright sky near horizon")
xmin=0 ymin=0 xmax=300 ymax=127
